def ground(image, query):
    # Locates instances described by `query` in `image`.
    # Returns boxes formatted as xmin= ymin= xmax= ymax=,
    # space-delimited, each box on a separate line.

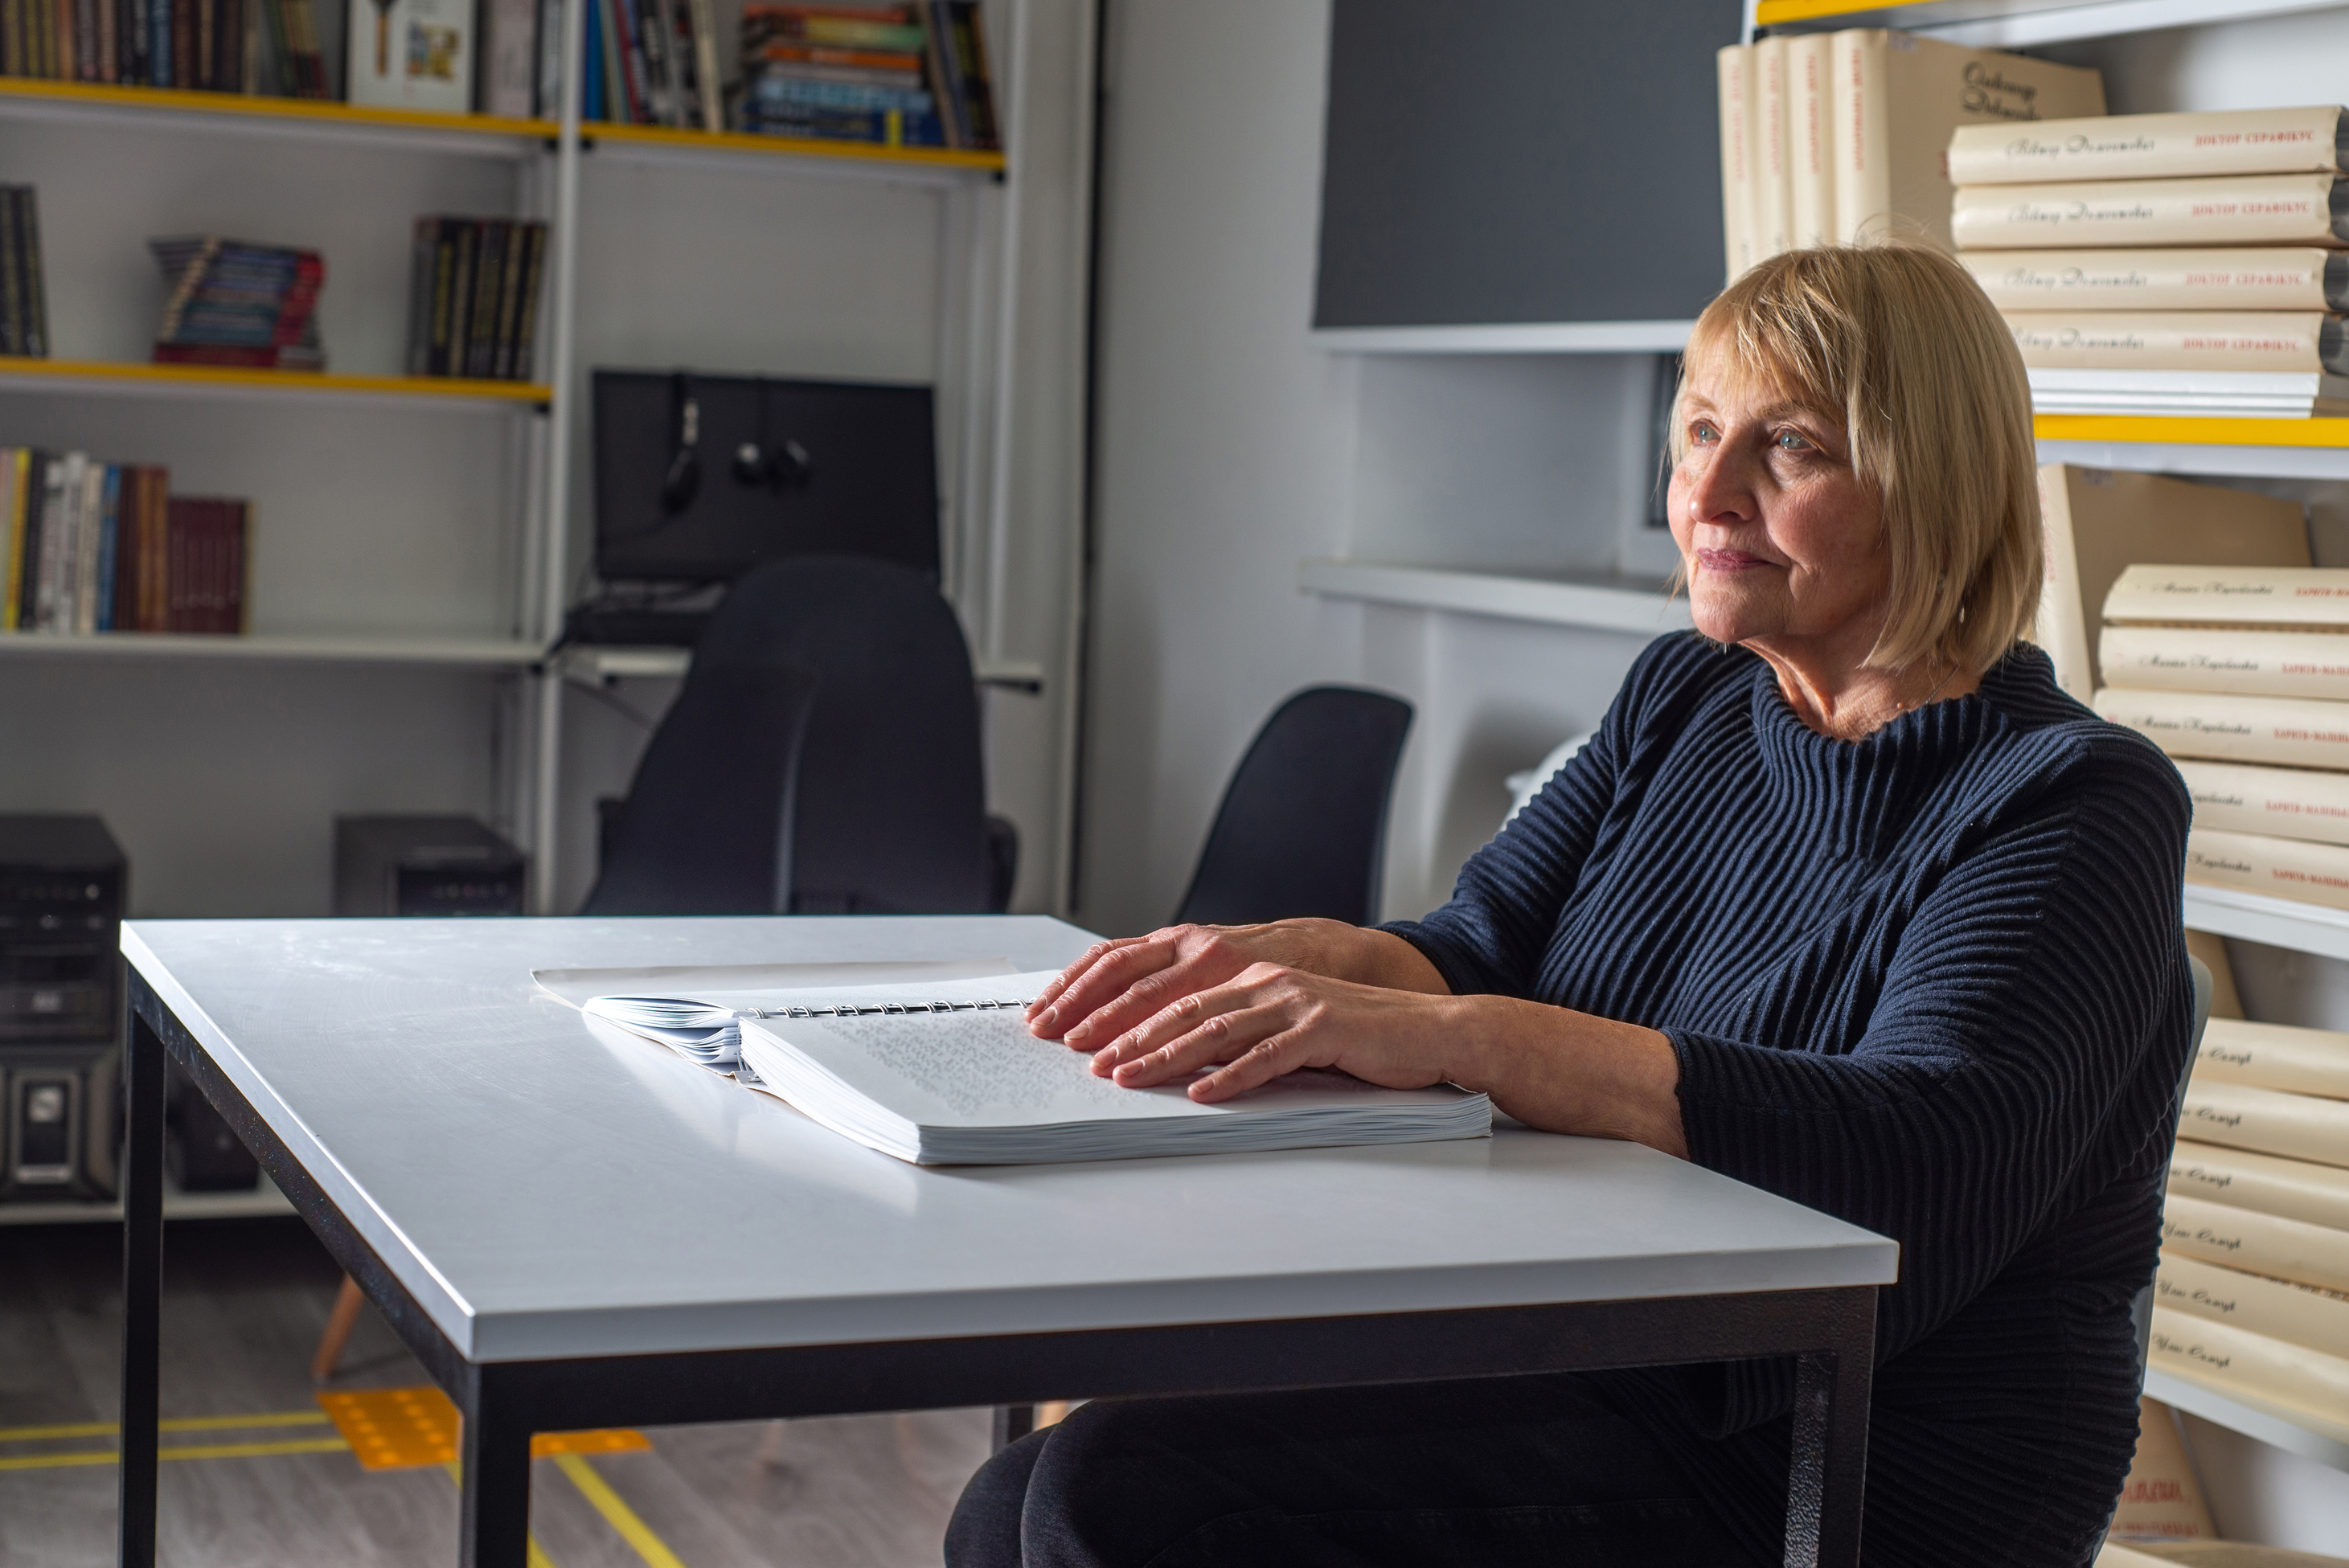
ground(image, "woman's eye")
xmin=1690 ymin=420 xmax=1720 ymax=445
xmin=1775 ymin=428 xmax=1813 ymax=452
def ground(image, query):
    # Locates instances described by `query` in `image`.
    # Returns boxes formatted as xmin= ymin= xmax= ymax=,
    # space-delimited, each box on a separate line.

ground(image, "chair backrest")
xmin=2131 ymin=953 xmax=2215 ymax=1382
xmin=1174 ymin=686 xmax=1413 ymax=928
xmin=579 ymin=661 xmax=817 ymax=915
xmin=695 ymin=555 xmax=995 ymax=915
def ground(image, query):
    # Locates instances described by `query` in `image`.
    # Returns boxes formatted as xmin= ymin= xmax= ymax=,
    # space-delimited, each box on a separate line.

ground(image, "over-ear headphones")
xmin=660 ymin=371 xmax=701 ymax=515
xmin=729 ymin=376 xmax=814 ymax=493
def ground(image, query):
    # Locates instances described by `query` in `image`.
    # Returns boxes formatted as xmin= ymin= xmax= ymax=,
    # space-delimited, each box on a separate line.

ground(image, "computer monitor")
xmin=591 ymin=370 xmax=941 ymax=584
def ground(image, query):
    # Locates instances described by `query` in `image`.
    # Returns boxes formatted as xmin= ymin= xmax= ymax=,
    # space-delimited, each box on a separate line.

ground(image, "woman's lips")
xmin=1696 ymin=547 xmax=1774 ymax=572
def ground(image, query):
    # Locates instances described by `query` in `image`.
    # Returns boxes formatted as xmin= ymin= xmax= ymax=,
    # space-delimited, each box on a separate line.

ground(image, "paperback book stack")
xmin=404 ymin=218 xmax=548 ymax=381
xmin=0 ymin=185 xmax=47 ymax=358
xmin=2146 ymin=978 xmax=2349 ymax=1450
xmin=1949 ymin=105 xmax=2349 ymax=418
xmin=736 ymin=2 xmax=997 ymax=149
xmin=1715 ymin=30 xmax=2102 ymax=282
xmin=0 ymin=449 xmax=251 ymax=636
xmin=0 ymin=0 xmax=332 ymax=97
xmin=150 ymin=236 xmax=325 ymax=371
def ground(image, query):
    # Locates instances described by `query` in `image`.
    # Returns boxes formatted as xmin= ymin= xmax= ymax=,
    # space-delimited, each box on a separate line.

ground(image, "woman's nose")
xmin=1682 ymin=444 xmax=1758 ymax=528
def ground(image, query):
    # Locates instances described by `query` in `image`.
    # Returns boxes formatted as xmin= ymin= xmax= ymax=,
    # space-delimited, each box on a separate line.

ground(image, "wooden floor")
xmin=0 ymin=1218 xmax=991 ymax=1567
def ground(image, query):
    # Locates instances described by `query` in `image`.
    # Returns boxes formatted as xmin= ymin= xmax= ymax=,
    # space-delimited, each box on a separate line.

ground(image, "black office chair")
xmin=601 ymin=554 xmax=1005 ymax=911
xmin=580 ymin=660 xmax=818 ymax=916
xmin=1174 ymin=686 xmax=1412 ymax=927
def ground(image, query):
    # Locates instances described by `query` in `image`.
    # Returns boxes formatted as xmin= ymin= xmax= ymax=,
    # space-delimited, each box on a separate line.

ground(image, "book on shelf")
xmin=2197 ymin=1013 xmax=2349 ymax=1100
xmin=1953 ymin=174 xmax=2349 ymax=251
xmin=556 ymin=967 xmax=1494 ymax=1167
xmin=2146 ymin=1305 xmax=2349 ymax=1446
xmin=2175 ymin=758 xmax=2349 ymax=849
xmin=1830 ymin=31 xmax=2104 ymax=251
xmin=2100 ymin=625 xmax=2349 ymax=703
xmin=732 ymin=1 xmax=996 ymax=148
xmin=2160 ymin=1250 xmax=2349 ymax=1363
xmin=2027 ymin=366 xmax=2349 ymax=417
xmin=1716 ymin=43 xmax=1752 ymax=280
xmin=346 ymin=0 xmax=469 ymax=113
xmin=0 ymin=451 xmax=240 ymax=636
xmin=2172 ymin=1139 xmax=2349 ymax=1233
xmin=2187 ymin=826 xmax=2349 ymax=911
xmin=0 ymin=184 xmax=48 ymax=358
xmin=1962 ymin=248 xmax=2349 ymax=313
xmin=480 ymin=0 xmax=536 ymax=117
xmin=2033 ymin=465 xmax=2309 ymax=702
xmin=1789 ymin=33 xmax=1834 ymax=251
xmin=404 ymin=216 xmax=546 ymax=381
xmin=1715 ymin=30 xmax=2101 ymax=274
xmin=2107 ymin=564 xmax=2349 ymax=628
xmin=2101 ymin=688 xmax=2349 ymax=771
xmin=1949 ymin=105 xmax=2349 ymax=186
xmin=149 ymin=235 xmax=325 ymax=371
xmin=2163 ymin=1189 xmax=2349 ymax=1291
xmin=2006 ymin=311 xmax=2349 ymax=375
xmin=0 ymin=0 xmax=330 ymax=96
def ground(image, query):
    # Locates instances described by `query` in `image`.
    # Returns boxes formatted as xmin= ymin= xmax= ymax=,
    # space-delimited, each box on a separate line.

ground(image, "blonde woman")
xmin=951 ymin=246 xmax=2193 ymax=1568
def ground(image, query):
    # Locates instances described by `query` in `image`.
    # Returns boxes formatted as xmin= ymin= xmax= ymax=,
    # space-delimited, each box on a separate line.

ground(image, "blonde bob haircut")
xmin=1674 ymin=244 xmax=2042 ymax=678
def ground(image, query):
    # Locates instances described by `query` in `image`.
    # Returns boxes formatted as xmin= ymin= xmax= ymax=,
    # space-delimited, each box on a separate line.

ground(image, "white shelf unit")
xmin=1312 ymin=321 xmax=1695 ymax=355
xmin=2146 ymin=1368 xmax=2349 ymax=1475
xmin=1297 ymin=559 xmax=1693 ymax=637
xmin=0 ymin=1 xmax=1031 ymax=918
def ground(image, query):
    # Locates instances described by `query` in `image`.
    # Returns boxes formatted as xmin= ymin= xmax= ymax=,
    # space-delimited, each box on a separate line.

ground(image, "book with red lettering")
xmin=2006 ymin=310 xmax=2349 ymax=375
xmin=1953 ymin=172 xmax=2349 ymax=249
xmin=1950 ymin=105 xmax=2348 ymax=186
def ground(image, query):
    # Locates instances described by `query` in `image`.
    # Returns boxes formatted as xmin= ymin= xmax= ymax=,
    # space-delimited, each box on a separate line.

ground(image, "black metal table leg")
xmin=117 ymin=1009 xmax=167 ymax=1568
xmin=459 ymin=1365 xmax=535 ymax=1568
xmin=1781 ymin=1288 xmax=1876 ymax=1568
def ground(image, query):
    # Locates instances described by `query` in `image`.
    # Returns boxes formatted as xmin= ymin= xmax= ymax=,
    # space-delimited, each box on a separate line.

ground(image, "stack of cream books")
xmin=2145 ymin=997 xmax=2349 ymax=1448
xmin=2091 ymin=558 xmax=2349 ymax=911
xmin=1949 ymin=105 xmax=2349 ymax=418
xmin=1715 ymin=31 xmax=2101 ymax=281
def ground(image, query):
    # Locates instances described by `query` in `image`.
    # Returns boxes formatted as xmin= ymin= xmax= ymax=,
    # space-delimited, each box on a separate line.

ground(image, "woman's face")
xmin=1666 ymin=355 xmax=1891 ymax=662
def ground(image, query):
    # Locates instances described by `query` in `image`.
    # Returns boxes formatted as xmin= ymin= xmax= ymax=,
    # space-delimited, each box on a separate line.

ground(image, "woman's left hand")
xmin=1080 ymin=961 xmax=1470 ymax=1103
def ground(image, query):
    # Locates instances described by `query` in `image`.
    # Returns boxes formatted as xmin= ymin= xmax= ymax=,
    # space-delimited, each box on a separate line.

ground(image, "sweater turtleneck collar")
xmin=1740 ymin=646 xmax=2025 ymax=858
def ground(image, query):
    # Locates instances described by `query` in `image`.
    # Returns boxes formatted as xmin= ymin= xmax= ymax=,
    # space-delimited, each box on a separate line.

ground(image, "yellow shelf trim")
xmin=2033 ymin=414 xmax=2349 ymax=450
xmin=0 ymin=76 xmax=553 ymax=138
xmin=0 ymin=357 xmax=549 ymax=403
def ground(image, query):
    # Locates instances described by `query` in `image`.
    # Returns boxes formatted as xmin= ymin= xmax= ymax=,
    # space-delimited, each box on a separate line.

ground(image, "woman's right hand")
xmin=1025 ymin=919 xmax=1445 ymax=1052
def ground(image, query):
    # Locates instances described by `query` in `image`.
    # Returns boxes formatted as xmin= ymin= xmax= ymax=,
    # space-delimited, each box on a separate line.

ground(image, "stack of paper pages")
xmin=539 ymin=966 xmax=1492 ymax=1166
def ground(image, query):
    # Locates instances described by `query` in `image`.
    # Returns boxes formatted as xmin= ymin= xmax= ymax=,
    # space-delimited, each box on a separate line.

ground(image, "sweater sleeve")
xmin=1382 ymin=634 xmax=1719 ymax=997
xmin=1669 ymin=735 xmax=2192 ymax=1431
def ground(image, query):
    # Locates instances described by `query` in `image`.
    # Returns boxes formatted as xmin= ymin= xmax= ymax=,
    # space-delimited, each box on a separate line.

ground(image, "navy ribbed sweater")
xmin=1384 ymin=633 xmax=2194 ymax=1568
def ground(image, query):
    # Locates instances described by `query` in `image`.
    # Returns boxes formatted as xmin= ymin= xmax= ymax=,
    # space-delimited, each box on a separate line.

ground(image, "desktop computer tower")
xmin=0 ymin=815 xmax=125 ymax=1202
xmin=334 ymin=817 xmax=528 ymax=917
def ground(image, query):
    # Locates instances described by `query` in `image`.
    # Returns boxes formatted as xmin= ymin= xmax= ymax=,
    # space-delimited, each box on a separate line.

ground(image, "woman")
xmin=949 ymin=245 xmax=2193 ymax=1568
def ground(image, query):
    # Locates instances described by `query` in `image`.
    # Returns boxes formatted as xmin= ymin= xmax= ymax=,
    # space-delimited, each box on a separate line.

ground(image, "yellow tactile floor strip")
xmin=318 ymin=1386 xmax=650 ymax=1470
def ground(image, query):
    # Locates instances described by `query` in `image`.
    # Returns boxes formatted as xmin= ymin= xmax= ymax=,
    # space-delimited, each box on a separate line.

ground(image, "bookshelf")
xmin=0 ymin=1171 xmax=293 ymax=1227
xmin=2146 ymin=1367 xmax=2349 ymax=1476
xmin=1297 ymin=560 xmax=1693 ymax=639
xmin=0 ymin=0 xmax=1045 ymax=922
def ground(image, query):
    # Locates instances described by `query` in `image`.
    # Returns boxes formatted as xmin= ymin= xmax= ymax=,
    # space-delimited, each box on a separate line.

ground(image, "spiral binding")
xmin=734 ymin=997 xmax=1035 ymax=1021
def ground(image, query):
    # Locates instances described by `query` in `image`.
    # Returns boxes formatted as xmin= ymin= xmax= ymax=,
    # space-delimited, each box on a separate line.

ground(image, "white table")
xmin=117 ymin=915 xmax=1896 ymax=1568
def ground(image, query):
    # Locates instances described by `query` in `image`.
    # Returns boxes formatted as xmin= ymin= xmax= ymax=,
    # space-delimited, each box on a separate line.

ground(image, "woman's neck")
xmin=1744 ymin=637 xmax=1982 ymax=742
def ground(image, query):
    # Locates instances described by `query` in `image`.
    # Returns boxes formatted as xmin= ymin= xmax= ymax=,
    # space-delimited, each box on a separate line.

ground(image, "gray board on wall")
xmin=1315 ymin=0 xmax=1743 ymax=330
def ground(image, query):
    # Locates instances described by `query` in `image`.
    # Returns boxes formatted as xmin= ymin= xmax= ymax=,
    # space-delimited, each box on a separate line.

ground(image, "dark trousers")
xmin=944 ymin=1372 xmax=1760 ymax=1568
